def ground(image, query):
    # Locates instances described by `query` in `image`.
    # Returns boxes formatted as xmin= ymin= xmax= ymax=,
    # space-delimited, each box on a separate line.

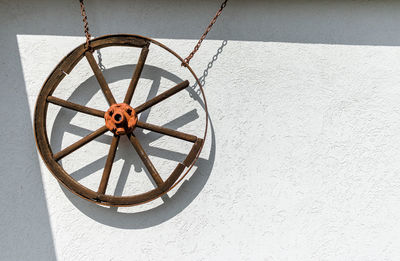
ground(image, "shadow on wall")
xmin=0 ymin=35 xmax=56 ymax=261
xmin=3 ymin=0 xmax=400 ymax=46
xmin=1 ymin=0 xmax=399 ymax=258
xmin=49 ymin=64 xmax=216 ymax=229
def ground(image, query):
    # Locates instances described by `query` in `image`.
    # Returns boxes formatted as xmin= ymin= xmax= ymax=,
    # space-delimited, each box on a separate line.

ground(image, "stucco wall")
xmin=2 ymin=0 xmax=400 ymax=260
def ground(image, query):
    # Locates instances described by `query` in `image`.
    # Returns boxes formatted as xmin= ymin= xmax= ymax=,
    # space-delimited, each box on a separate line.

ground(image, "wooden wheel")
xmin=34 ymin=34 xmax=208 ymax=207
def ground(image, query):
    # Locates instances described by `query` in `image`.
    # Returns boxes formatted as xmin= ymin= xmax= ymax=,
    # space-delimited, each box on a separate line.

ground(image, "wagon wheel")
xmin=34 ymin=34 xmax=208 ymax=207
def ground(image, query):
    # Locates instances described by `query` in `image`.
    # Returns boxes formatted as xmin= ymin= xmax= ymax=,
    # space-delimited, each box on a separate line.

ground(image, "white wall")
xmin=2 ymin=0 xmax=400 ymax=260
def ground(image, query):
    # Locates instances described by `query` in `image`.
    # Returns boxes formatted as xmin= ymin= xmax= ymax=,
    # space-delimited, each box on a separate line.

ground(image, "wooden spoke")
xmin=128 ymin=134 xmax=163 ymax=187
xmin=85 ymin=51 xmax=116 ymax=105
xmin=98 ymin=136 xmax=120 ymax=195
xmin=183 ymin=138 xmax=204 ymax=167
xmin=123 ymin=44 xmax=150 ymax=104
xmin=136 ymin=121 xmax=197 ymax=143
xmin=53 ymin=125 xmax=109 ymax=161
xmin=47 ymin=96 xmax=105 ymax=118
xmin=134 ymin=80 xmax=189 ymax=114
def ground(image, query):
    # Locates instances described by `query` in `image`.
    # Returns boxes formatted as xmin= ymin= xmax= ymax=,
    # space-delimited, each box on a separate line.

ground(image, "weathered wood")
xmin=90 ymin=34 xmax=148 ymax=49
xmin=53 ymin=125 xmax=108 ymax=161
xmin=128 ymin=134 xmax=164 ymax=187
xmin=124 ymin=44 xmax=150 ymax=104
xmin=183 ymin=138 xmax=204 ymax=167
xmin=85 ymin=51 xmax=116 ymax=105
xmin=134 ymin=80 xmax=189 ymax=113
xmin=47 ymin=96 xmax=105 ymax=118
xmin=98 ymin=136 xmax=119 ymax=195
xmin=136 ymin=121 xmax=197 ymax=142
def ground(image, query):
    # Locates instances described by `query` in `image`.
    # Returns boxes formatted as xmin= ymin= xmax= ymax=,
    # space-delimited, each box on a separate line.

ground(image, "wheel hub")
xmin=104 ymin=103 xmax=137 ymax=135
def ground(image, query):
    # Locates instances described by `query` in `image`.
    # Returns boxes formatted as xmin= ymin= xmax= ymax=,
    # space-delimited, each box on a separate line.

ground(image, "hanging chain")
xmin=77 ymin=0 xmax=228 ymax=62
xmin=182 ymin=0 xmax=228 ymax=67
xmin=79 ymin=0 xmax=91 ymax=48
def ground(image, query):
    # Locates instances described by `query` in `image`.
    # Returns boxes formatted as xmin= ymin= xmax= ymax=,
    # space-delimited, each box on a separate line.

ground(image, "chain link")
xmin=182 ymin=0 xmax=228 ymax=67
xmin=79 ymin=0 xmax=91 ymax=48
xmin=78 ymin=0 xmax=228 ymax=60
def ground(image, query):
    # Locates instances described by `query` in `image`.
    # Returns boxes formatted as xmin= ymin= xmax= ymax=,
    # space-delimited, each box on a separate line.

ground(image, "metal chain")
xmin=78 ymin=0 xmax=228 ymax=62
xmin=182 ymin=0 xmax=228 ymax=67
xmin=79 ymin=0 xmax=91 ymax=48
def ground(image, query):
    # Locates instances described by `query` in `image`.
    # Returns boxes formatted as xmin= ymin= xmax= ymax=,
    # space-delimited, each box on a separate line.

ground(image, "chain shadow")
xmin=189 ymin=40 xmax=228 ymax=96
xmin=50 ymin=63 xmax=215 ymax=228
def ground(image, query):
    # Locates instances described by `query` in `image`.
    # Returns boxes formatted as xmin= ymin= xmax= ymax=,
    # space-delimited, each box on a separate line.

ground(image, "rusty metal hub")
xmin=104 ymin=103 xmax=137 ymax=135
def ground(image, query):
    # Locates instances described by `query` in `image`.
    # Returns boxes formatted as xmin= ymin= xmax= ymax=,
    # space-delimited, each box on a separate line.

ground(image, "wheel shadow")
xmin=50 ymin=63 xmax=216 ymax=229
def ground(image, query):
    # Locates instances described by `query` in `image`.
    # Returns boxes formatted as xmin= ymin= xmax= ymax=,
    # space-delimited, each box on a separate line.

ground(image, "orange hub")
xmin=104 ymin=103 xmax=138 ymax=135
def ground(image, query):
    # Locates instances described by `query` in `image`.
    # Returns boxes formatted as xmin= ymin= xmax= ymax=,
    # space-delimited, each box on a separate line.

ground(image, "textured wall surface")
xmin=2 ymin=0 xmax=400 ymax=260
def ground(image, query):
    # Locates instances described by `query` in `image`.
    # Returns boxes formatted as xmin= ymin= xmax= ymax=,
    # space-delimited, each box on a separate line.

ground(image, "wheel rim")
xmin=34 ymin=34 xmax=208 ymax=207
